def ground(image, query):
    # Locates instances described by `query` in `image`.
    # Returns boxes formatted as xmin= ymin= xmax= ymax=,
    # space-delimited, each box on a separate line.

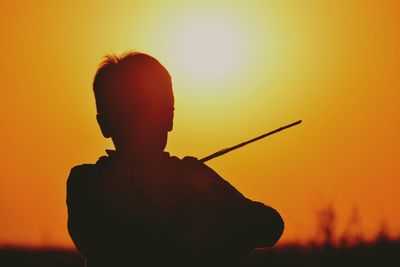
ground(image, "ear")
xmin=96 ymin=114 xmax=112 ymax=138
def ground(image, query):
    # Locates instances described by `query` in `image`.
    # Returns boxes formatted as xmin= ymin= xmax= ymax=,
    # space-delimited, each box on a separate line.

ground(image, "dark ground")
xmin=1 ymin=239 xmax=399 ymax=267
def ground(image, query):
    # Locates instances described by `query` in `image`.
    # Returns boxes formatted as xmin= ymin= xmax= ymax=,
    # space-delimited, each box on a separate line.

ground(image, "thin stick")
xmin=200 ymin=120 xmax=302 ymax=162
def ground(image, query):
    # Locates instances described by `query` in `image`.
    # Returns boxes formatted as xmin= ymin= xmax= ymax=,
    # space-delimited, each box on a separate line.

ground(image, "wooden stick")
xmin=200 ymin=120 xmax=302 ymax=162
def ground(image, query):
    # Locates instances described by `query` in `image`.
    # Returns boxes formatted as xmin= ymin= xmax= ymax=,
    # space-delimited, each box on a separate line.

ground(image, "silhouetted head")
xmin=93 ymin=52 xmax=174 ymax=157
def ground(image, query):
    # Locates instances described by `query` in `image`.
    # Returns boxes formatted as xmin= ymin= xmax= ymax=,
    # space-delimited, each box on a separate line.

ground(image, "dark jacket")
xmin=66 ymin=151 xmax=283 ymax=267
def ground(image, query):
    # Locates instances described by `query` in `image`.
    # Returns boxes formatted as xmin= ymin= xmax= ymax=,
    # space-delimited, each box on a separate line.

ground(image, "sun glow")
xmin=2 ymin=0 xmax=400 ymax=248
xmin=168 ymin=14 xmax=249 ymax=83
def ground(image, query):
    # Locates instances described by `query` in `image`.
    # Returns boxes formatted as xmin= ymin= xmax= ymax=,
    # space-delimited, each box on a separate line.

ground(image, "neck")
xmin=112 ymin=141 xmax=165 ymax=166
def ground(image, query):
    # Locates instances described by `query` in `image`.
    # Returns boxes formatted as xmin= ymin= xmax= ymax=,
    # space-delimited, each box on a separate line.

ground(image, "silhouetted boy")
xmin=66 ymin=52 xmax=284 ymax=267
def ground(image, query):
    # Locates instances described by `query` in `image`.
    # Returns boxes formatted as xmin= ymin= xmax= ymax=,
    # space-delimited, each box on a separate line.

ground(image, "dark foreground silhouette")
xmin=2 ymin=240 xmax=400 ymax=267
xmin=66 ymin=52 xmax=284 ymax=266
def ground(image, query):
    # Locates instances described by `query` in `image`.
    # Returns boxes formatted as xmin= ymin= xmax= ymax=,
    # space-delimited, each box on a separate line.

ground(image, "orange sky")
xmin=1 ymin=0 xmax=399 ymax=247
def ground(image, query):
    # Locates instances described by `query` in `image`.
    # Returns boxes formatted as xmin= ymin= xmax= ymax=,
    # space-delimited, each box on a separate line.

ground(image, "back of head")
xmin=93 ymin=52 xmax=174 ymax=154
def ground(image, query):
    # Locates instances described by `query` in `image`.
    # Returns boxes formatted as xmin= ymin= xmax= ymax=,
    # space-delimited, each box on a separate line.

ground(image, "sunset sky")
xmin=1 ymin=0 xmax=399 ymax=247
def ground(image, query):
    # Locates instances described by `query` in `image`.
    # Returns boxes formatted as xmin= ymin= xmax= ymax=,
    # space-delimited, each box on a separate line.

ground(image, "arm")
xmin=240 ymin=199 xmax=284 ymax=248
xmin=66 ymin=165 xmax=95 ymax=256
xmin=180 ymin=157 xmax=284 ymax=251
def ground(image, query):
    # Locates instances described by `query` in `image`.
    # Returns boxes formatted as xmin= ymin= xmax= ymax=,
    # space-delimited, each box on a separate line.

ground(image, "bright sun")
xmin=171 ymin=15 xmax=247 ymax=83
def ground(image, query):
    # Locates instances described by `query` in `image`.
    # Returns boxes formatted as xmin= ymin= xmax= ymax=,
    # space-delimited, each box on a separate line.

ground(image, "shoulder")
xmin=180 ymin=156 xmax=226 ymax=183
xmin=69 ymin=163 xmax=97 ymax=175
xmin=180 ymin=156 xmax=215 ymax=177
xmin=179 ymin=156 xmax=244 ymax=198
xmin=68 ymin=163 xmax=97 ymax=179
xmin=67 ymin=154 xmax=112 ymax=184
xmin=67 ymin=163 xmax=98 ymax=190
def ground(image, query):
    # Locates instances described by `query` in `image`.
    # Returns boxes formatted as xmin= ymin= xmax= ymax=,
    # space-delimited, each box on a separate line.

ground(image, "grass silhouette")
xmin=1 ymin=206 xmax=398 ymax=266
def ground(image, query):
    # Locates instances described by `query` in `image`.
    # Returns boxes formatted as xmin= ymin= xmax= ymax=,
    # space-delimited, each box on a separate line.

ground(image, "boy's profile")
xmin=66 ymin=52 xmax=284 ymax=267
